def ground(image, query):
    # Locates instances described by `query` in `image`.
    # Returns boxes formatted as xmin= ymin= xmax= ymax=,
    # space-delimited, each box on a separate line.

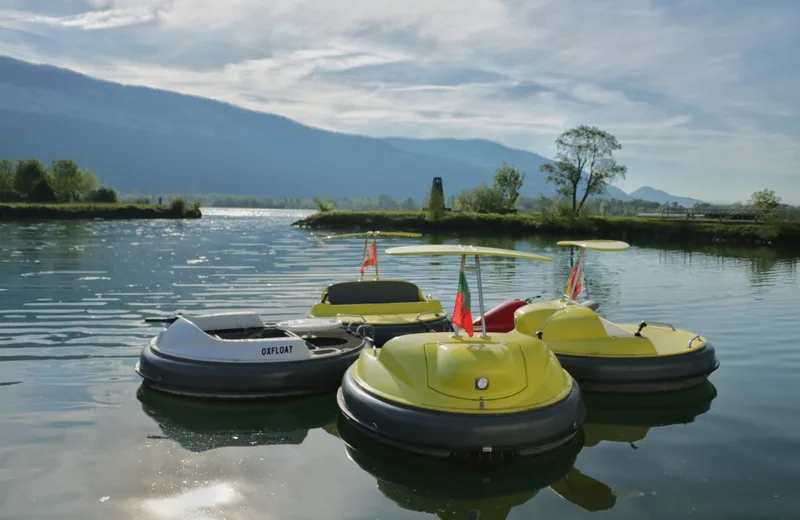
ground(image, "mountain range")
xmin=0 ymin=55 xmax=703 ymax=205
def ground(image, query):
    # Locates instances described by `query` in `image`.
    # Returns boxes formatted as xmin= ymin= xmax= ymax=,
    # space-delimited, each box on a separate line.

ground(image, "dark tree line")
xmin=0 ymin=158 xmax=117 ymax=203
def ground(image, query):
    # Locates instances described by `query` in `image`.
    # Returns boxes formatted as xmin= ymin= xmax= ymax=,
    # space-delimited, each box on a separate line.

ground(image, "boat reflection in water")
xmin=136 ymin=384 xmax=339 ymax=452
xmin=551 ymin=380 xmax=718 ymax=512
xmin=337 ymin=380 xmax=717 ymax=519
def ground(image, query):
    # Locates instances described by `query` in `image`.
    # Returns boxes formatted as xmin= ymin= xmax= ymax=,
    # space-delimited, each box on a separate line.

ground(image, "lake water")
xmin=1 ymin=208 xmax=798 ymax=520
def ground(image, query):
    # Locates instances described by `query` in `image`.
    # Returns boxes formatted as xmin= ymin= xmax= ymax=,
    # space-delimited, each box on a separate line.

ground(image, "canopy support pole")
xmin=474 ymin=254 xmax=487 ymax=338
xmin=373 ymin=235 xmax=379 ymax=281
xmin=360 ymin=235 xmax=368 ymax=281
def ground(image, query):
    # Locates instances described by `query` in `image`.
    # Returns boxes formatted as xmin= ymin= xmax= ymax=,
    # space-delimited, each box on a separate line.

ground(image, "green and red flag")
xmin=452 ymin=270 xmax=474 ymax=336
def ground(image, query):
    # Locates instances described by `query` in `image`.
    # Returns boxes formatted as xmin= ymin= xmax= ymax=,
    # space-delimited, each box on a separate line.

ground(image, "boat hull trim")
xmin=558 ymin=343 xmax=719 ymax=393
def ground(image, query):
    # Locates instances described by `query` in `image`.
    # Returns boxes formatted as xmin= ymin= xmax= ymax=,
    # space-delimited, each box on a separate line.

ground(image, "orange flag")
xmin=567 ymin=257 xmax=582 ymax=299
xmin=360 ymin=242 xmax=377 ymax=273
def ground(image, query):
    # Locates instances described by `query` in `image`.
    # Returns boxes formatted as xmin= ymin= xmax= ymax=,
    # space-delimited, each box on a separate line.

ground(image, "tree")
xmin=86 ymin=186 xmax=118 ymax=203
xmin=29 ymin=178 xmax=57 ymax=203
xmin=14 ymin=159 xmax=49 ymax=198
xmin=492 ymin=163 xmax=526 ymax=209
xmin=456 ymin=183 xmax=505 ymax=213
xmin=749 ymin=189 xmax=781 ymax=210
xmin=0 ymin=159 xmax=14 ymax=200
xmin=79 ymin=168 xmax=100 ymax=200
xmin=539 ymin=125 xmax=627 ymax=215
xmin=51 ymin=159 xmax=83 ymax=202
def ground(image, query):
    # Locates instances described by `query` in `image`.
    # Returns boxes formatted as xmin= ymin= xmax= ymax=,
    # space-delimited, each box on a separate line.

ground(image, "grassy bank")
xmin=0 ymin=202 xmax=202 ymax=220
xmin=292 ymin=211 xmax=800 ymax=250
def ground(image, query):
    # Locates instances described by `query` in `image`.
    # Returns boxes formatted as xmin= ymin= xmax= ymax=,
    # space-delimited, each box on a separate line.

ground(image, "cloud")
xmin=0 ymin=0 xmax=798 ymax=201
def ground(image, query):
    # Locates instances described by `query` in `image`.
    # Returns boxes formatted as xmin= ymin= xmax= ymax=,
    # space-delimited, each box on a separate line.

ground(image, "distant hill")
xmin=0 ymin=55 xmax=692 ymax=204
xmin=628 ymin=186 xmax=705 ymax=207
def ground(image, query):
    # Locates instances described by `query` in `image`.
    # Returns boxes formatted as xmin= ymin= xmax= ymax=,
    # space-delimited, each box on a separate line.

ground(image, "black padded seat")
xmin=325 ymin=281 xmax=423 ymax=305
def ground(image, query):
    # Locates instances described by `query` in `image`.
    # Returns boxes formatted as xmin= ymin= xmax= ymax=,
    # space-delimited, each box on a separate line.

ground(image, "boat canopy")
xmin=556 ymin=240 xmax=630 ymax=251
xmin=385 ymin=244 xmax=552 ymax=262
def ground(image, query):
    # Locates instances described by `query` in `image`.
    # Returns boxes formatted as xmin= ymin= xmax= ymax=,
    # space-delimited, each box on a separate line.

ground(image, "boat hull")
xmin=337 ymin=366 xmax=586 ymax=457
xmin=136 ymin=339 xmax=366 ymax=399
xmin=556 ymin=343 xmax=719 ymax=393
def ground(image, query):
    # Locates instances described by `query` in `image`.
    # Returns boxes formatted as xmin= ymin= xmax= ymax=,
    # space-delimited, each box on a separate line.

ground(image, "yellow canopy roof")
xmin=322 ymin=231 xmax=422 ymax=240
xmin=385 ymin=244 xmax=552 ymax=262
xmin=556 ymin=240 xmax=630 ymax=251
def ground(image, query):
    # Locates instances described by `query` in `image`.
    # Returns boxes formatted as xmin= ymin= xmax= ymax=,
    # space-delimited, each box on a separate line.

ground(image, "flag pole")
xmin=373 ymin=234 xmax=379 ymax=281
xmin=474 ymin=254 xmax=487 ymax=338
xmin=360 ymin=234 xmax=369 ymax=281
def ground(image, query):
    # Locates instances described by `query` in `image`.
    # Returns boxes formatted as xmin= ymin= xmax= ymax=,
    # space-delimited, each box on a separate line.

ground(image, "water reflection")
xmin=334 ymin=381 xmax=717 ymax=519
xmin=136 ymin=386 xmax=339 ymax=452
xmin=552 ymin=382 xmax=718 ymax=511
xmin=337 ymin=416 xmax=582 ymax=520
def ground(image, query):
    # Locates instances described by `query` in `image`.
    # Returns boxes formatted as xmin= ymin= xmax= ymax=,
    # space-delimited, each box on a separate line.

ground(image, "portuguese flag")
xmin=452 ymin=270 xmax=474 ymax=336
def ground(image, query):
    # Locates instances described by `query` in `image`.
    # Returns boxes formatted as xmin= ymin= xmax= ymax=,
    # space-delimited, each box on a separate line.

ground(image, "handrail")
xmin=688 ymin=335 xmax=700 ymax=348
xmin=645 ymin=321 xmax=675 ymax=331
xmin=415 ymin=311 xmax=442 ymax=321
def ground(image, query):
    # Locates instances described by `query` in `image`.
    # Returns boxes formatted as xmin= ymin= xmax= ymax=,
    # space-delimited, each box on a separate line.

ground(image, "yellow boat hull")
xmin=514 ymin=301 xmax=719 ymax=393
xmin=337 ymin=331 xmax=586 ymax=456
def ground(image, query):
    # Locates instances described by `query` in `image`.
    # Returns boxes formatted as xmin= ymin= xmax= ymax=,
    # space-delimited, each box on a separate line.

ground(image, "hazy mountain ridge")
xmin=0 ymin=55 xmax=697 ymax=204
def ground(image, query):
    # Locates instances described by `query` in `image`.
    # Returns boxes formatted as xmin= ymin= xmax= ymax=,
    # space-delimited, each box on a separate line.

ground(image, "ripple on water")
xmin=0 ymin=211 xmax=798 ymax=520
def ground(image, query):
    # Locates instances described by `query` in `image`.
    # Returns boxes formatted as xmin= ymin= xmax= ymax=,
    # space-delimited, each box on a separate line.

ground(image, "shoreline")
xmin=292 ymin=211 xmax=800 ymax=251
xmin=0 ymin=203 xmax=202 ymax=221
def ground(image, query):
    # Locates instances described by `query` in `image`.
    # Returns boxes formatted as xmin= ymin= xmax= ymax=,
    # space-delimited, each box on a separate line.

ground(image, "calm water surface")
xmin=0 ymin=208 xmax=798 ymax=520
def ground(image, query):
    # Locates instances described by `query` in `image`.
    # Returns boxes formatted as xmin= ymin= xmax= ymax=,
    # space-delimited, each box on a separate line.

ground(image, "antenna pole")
xmin=373 ymin=234 xmax=379 ymax=281
xmin=360 ymin=235 xmax=368 ymax=281
xmin=474 ymin=254 xmax=487 ymax=338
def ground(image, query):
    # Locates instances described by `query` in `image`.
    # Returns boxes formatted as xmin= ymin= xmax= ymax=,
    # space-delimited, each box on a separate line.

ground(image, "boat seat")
xmin=325 ymin=281 xmax=423 ymax=305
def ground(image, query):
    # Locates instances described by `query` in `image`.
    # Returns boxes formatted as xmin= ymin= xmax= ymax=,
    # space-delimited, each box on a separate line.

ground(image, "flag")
xmin=360 ymin=242 xmax=377 ymax=273
xmin=566 ymin=256 xmax=582 ymax=299
xmin=452 ymin=270 xmax=474 ymax=336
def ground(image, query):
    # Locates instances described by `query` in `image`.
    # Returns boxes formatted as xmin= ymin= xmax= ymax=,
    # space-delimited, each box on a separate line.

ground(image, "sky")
xmin=0 ymin=0 xmax=798 ymax=203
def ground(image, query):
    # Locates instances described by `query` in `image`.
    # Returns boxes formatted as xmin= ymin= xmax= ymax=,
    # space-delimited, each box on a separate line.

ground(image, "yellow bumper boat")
xmin=337 ymin=244 xmax=586 ymax=457
xmin=513 ymin=240 xmax=719 ymax=393
xmin=309 ymin=231 xmax=452 ymax=346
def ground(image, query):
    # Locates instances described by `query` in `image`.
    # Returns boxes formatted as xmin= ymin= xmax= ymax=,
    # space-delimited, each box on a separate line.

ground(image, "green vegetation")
xmin=292 ymin=210 xmax=800 ymax=250
xmin=0 ymin=201 xmax=201 ymax=220
xmin=1 ymin=158 xmax=110 ymax=203
xmin=539 ymin=125 xmax=627 ymax=215
xmin=314 ymin=196 xmax=336 ymax=212
xmin=0 ymin=158 xmax=200 ymax=220
xmin=455 ymin=163 xmax=525 ymax=213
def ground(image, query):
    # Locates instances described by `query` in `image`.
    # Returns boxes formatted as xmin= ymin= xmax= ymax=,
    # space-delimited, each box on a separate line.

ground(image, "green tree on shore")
xmin=749 ymin=189 xmax=781 ymax=210
xmin=455 ymin=163 xmax=526 ymax=213
xmin=540 ymin=125 xmax=627 ymax=215
xmin=14 ymin=159 xmax=49 ymax=197
xmin=0 ymin=159 xmax=13 ymax=197
xmin=493 ymin=163 xmax=526 ymax=209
